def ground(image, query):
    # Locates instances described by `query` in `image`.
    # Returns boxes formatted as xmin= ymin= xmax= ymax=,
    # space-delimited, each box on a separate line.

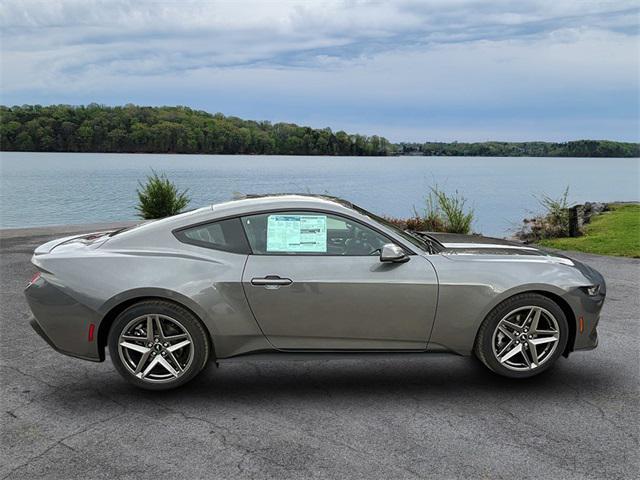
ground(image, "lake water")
xmin=1 ymin=152 xmax=638 ymax=236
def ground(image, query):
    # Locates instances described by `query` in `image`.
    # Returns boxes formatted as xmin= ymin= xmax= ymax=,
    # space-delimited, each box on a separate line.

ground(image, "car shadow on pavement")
xmin=41 ymin=355 xmax=615 ymax=409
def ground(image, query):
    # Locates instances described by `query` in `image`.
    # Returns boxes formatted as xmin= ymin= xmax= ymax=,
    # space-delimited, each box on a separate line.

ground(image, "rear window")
xmin=174 ymin=218 xmax=250 ymax=254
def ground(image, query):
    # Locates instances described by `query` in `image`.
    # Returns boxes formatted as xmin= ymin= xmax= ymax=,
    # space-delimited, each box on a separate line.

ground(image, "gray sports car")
xmin=25 ymin=195 xmax=605 ymax=390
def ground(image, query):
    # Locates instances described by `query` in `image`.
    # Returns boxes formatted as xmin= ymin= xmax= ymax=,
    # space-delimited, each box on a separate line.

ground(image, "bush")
xmin=383 ymin=216 xmax=407 ymax=229
xmin=536 ymin=186 xmax=570 ymax=237
xmin=405 ymin=214 xmax=431 ymax=231
xmin=136 ymin=170 xmax=190 ymax=219
xmin=383 ymin=214 xmax=437 ymax=231
xmin=383 ymin=187 xmax=473 ymax=234
xmin=515 ymin=186 xmax=572 ymax=242
xmin=430 ymin=187 xmax=474 ymax=234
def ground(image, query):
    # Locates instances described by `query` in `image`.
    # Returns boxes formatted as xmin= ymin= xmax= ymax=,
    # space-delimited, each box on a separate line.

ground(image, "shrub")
xmin=136 ymin=170 xmax=190 ymax=219
xmin=383 ymin=187 xmax=473 ymax=234
xmin=405 ymin=214 xmax=429 ymax=231
xmin=384 ymin=214 xmax=434 ymax=231
xmin=382 ymin=216 xmax=408 ymax=229
xmin=421 ymin=190 xmax=445 ymax=232
xmin=428 ymin=186 xmax=473 ymax=234
xmin=514 ymin=186 xmax=572 ymax=242
xmin=536 ymin=186 xmax=570 ymax=237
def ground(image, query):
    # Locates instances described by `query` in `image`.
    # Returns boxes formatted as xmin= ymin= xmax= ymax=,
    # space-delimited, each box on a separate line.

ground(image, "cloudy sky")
xmin=1 ymin=0 xmax=638 ymax=142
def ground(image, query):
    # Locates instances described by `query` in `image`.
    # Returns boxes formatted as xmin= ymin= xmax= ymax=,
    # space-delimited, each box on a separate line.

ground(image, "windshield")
xmin=351 ymin=204 xmax=442 ymax=254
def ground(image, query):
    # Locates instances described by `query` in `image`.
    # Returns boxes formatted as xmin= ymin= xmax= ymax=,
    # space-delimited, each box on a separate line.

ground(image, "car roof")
xmin=105 ymin=194 xmax=362 ymax=243
xmin=238 ymin=194 xmax=353 ymax=209
xmin=203 ymin=194 xmax=355 ymax=219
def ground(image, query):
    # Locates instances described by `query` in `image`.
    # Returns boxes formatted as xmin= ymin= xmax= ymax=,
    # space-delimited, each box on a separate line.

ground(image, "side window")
xmin=241 ymin=212 xmax=391 ymax=255
xmin=175 ymin=218 xmax=250 ymax=254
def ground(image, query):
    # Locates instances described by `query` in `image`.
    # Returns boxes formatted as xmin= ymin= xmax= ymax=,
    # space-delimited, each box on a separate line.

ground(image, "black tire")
xmin=474 ymin=293 xmax=569 ymax=379
xmin=108 ymin=300 xmax=210 ymax=390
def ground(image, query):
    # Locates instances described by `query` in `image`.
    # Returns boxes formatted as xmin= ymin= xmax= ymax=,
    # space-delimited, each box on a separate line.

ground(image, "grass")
xmin=539 ymin=204 xmax=640 ymax=258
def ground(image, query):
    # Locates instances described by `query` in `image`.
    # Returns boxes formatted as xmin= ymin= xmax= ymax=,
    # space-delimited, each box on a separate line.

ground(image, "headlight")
xmin=582 ymin=285 xmax=601 ymax=296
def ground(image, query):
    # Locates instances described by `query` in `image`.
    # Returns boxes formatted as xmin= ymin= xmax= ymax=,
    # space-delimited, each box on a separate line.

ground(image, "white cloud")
xmin=1 ymin=0 xmax=638 ymax=141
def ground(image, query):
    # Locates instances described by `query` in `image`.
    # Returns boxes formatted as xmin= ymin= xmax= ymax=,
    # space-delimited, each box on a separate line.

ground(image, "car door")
xmin=240 ymin=210 xmax=438 ymax=350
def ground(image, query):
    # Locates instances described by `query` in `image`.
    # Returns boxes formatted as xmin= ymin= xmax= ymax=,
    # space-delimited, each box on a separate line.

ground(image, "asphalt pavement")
xmin=1 ymin=225 xmax=638 ymax=479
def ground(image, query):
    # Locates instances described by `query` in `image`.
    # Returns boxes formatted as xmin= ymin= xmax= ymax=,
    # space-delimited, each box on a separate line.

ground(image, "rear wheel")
xmin=474 ymin=293 xmax=568 ymax=378
xmin=108 ymin=300 xmax=210 ymax=390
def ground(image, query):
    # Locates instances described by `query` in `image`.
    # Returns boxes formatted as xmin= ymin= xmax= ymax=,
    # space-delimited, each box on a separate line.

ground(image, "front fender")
xmin=426 ymin=254 xmax=592 ymax=355
xmin=429 ymin=282 xmax=571 ymax=355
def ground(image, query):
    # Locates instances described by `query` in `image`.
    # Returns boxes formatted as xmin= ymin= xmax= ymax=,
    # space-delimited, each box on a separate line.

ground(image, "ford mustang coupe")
xmin=25 ymin=195 xmax=605 ymax=390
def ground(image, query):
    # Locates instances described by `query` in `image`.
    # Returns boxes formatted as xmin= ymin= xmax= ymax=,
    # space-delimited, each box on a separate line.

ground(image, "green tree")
xmin=136 ymin=170 xmax=190 ymax=219
xmin=1 ymin=104 xmax=637 ymax=157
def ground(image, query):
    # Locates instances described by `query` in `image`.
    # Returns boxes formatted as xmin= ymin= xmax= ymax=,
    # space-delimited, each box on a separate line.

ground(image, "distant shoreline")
xmin=2 ymin=151 xmax=639 ymax=159
xmin=2 ymin=104 xmax=639 ymax=158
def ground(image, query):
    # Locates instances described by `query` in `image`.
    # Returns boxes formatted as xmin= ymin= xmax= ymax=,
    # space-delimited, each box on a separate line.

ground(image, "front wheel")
xmin=474 ymin=293 xmax=569 ymax=378
xmin=108 ymin=300 xmax=210 ymax=390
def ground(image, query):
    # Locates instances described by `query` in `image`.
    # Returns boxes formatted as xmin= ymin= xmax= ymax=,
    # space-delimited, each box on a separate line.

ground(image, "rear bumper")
xmin=25 ymin=277 xmax=103 ymax=362
xmin=29 ymin=317 xmax=101 ymax=362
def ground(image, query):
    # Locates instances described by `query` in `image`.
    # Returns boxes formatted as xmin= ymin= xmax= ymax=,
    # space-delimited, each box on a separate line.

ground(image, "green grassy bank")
xmin=539 ymin=204 xmax=640 ymax=258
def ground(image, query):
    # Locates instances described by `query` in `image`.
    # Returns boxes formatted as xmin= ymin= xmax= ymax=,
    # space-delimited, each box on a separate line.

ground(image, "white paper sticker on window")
xmin=267 ymin=215 xmax=327 ymax=252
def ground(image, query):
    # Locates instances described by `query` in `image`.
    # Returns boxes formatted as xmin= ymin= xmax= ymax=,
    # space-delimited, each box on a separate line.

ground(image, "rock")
xmin=582 ymin=202 xmax=608 ymax=224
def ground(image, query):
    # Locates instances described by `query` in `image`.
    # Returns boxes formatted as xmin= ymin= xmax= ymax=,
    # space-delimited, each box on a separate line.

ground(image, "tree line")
xmin=0 ymin=104 xmax=392 ymax=156
xmin=396 ymin=140 xmax=639 ymax=158
xmin=1 ymin=104 xmax=638 ymax=157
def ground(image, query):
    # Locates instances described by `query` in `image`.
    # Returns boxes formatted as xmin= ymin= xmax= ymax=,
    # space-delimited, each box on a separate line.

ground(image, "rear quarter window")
xmin=174 ymin=218 xmax=250 ymax=254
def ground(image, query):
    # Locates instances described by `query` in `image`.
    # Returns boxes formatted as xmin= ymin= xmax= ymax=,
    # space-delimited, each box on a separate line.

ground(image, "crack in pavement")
xmin=2 ymin=411 xmax=127 ymax=480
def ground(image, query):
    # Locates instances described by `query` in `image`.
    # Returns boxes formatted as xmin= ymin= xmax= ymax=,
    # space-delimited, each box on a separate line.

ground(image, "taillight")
xmin=28 ymin=271 xmax=41 ymax=286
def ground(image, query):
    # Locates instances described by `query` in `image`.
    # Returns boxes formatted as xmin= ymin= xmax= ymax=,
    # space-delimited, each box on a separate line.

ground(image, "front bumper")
xmin=566 ymin=257 xmax=607 ymax=352
xmin=25 ymin=276 xmax=103 ymax=362
xmin=566 ymin=287 xmax=605 ymax=352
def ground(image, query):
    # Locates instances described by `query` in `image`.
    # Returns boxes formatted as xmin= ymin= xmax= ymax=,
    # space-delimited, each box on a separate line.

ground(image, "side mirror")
xmin=380 ymin=243 xmax=409 ymax=263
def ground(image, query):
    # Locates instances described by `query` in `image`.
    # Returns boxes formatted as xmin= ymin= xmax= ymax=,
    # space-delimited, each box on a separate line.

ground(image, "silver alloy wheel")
xmin=491 ymin=306 xmax=560 ymax=371
xmin=118 ymin=314 xmax=194 ymax=383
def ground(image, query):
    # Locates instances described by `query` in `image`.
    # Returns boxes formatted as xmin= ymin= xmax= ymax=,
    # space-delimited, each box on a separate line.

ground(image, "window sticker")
xmin=267 ymin=215 xmax=327 ymax=252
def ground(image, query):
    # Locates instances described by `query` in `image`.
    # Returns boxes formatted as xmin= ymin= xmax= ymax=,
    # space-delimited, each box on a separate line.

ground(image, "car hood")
xmin=428 ymin=233 xmax=537 ymax=251
xmin=423 ymin=232 xmax=605 ymax=289
xmin=425 ymin=232 xmax=572 ymax=261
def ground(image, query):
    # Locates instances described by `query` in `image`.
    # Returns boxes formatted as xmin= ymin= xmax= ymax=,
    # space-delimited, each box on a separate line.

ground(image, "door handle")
xmin=251 ymin=275 xmax=293 ymax=287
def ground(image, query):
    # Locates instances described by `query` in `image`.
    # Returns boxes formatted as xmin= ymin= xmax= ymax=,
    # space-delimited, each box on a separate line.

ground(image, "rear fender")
xmin=97 ymin=288 xmax=214 ymax=354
